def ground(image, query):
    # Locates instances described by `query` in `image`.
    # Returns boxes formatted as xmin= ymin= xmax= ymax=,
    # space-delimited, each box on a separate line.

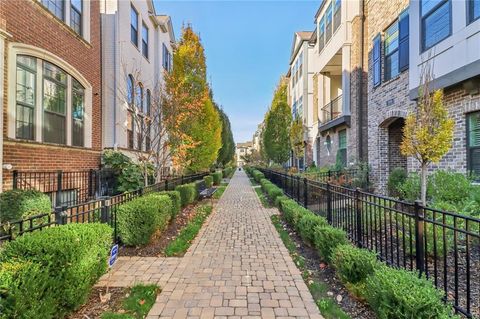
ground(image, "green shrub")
xmin=264 ymin=184 xmax=283 ymax=202
xmin=211 ymin=172 xmax=222 ymax=185
xmin=274 ymin=195 xmax=289 ymax=209
xmin=117 ymin=194 xmax=172 ymax=246
xmin=158 ymin=191 xmax=181 ymax=217
xmin=0 ymin=189 xmax=51 ymax=223
xmin=297 ymin=213 xmax=328 ymax=244
xmin=222 ymin=167 xmax=234 ymax=178
xmin=0 ymin=223 xmax=112 ymax=317
xmin=204 ymin=175 xmax=214 ymax=188
xmin=103 ymin=150 xmax=151 ymax=193
xmin=387 ymin=168 xmax=407 ymax=198
xmin=430 ymin=170 xmax=472 ymax=204
xmin=365 ymin=265 xmax=457 ymax=319
xmin=175 ymin=183 xmax=197 ymax=207
xmin=332 ymin=244 xmax=378 ymax=284
xmin=281 ymin=199 xmax=310 ymax=226
xmin=398 ymin=172 xmax=422 ymax=202
xmin=313 ymin=225 xmax=348 ymax=262
xmin=252 ymin=170 xmax=265 ymax=183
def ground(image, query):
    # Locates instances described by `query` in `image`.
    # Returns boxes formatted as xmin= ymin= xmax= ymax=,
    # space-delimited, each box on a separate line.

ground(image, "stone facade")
xmin=0 ymin=0 xmax=102 ymax=190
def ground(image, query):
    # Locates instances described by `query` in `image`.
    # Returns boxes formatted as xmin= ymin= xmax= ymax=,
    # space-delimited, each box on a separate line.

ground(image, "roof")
xmin=309 ymin=29 xmax=317 ymax=45
xmin=289 ymin=31 xmax=313 ymax=64
xmin=236 ymin=141 xmax=253 ymax=148
xmin=314 ymin=0 xmax=327 ymax=20
xmin=297 ymin=31 xmax=313 ymax=41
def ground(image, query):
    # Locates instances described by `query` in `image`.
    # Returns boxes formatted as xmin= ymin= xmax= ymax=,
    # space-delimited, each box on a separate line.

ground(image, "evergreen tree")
xmin=217 ymin=108 xmax=235 ymax=166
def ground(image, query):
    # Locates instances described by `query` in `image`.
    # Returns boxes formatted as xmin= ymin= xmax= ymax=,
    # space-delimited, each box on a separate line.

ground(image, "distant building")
xmin=252 ymin=123 xmax=263 ymax=152
xmin=236 ymin=141 xmax=254 ymax=167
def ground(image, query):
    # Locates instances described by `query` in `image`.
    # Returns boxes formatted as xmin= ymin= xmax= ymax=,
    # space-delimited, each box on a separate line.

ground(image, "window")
xmin=333 ymin=0 xmax=341 ymax=32
xmin=142 ymin=23 xmax=149 ymax=59
xmin=43 ymin=61 xmax=67 ymax=145
xmin=70 ymin=0 xmax=82 ymax=35
xmin=127 ymin=111 xmax=134 ymax=149
xmin=41 ymin=0 xmax=64 ymax=20
xmin=319 ymin=16 xmax=325 ymax=52
xmin=398 ymin=9 xmax=409 ymax=72
xmin=131 ymin=6 xmax=138 ymax=46
xmin=384 ymin=22 xmax=399 ymax=81
xmin=467 ymin=112 xmax=480 ymax=177
xmin=72 ymin=79 xmax=85 ymax=147
xmin=162 ymin=44 xmax=172 ymax=72
xmin=372 ymin=34 xmax=381 ymax=87
xmin=127 ymin=74 xmax=134 ymax=105
xmin=298 ymin=96 xmax=303 ymax=119
xmin=16 ymin=56 xmax=36 ymax=140
xmin=421 ymin=0 xmax=451 ymax=50
xmin=469 ymin=0 xmax=480 ymax=23
xmin=126 ymin=75 xmax=134 ymax=149
xmin=325 ymin=3 xmax=333 ymax=43
xmin=338 ymin=130 xmax=347 ymax=167
xmin=299 ymin=53 xmax=303 ymax=79
xmin=136 ymin=83 xmax=143 ymax=113
xmin=145 ymin=90 xmax=151 ymax=152
xmin=326 ymin=135 xmax=332 ymax=155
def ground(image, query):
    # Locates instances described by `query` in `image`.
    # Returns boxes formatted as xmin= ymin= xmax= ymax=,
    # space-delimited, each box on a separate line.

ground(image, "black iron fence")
xmin=1 ymin=172 xmax=208 ymax=244
xmin=260 ymin=168 xmax=480 ymax=319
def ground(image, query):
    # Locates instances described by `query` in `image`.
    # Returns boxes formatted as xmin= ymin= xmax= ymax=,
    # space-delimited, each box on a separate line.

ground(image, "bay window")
xmin=72 ymin=79 xmax=85 ymax=147
xmin=325 ymin=3 xmax=333 ymax=43
xmin=421 ymin=0 xmax=451 ymax=50
xmin=467 ymin=112 xmax=480 ymax=178
xmin=16 ymin=56 xmax=36 ymax=140
xmin=469 ymin=0 xmax=480 ymax=24
xmin=333 ymin=0 xmax=341 ymax=32
xmin=162 ymin=44 xmax=172 ymax=72
xmin=43 ymin=62 xmax=67 ymax=145
xmin=319 ymin=16 xmax=325 ymax=52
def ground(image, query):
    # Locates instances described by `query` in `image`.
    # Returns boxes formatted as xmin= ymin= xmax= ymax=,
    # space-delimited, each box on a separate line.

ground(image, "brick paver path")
xmin=97 ymin=170 xmax=322 ymax=318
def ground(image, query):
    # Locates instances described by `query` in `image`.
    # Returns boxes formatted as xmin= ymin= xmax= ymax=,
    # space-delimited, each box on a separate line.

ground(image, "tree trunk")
xmin=420 ymin=163 xmax=428 ymax=206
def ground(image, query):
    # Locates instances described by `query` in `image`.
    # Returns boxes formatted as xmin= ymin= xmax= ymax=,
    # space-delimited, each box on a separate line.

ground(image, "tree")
xmin=163 ymin=25 xmax=221 ymax=172
xmin=290 ymin=117 xmax=305 ymax=163
xmin=262 ymin=77 xmax=292 ymax=164
xmin=217 ymin=107 xmax=235 ymax=166
xmin=400 ymin=65 xmax=455 ymax=205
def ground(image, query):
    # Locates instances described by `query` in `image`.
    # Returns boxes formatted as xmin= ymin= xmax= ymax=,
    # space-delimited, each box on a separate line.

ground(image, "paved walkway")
xmin=97 ymin=170 xmax=322 ymax=319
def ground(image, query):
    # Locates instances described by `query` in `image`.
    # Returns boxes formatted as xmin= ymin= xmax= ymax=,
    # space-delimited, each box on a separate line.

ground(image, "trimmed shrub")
xmin=332 ymin=244 xmax=379 ymax=284
xmin=211 ymin=172 xmax=222 ymax=185
xmin=281 ymin=199 xmax=310 ymax=226
xmin=117 ymin=194 xmax=172 ymax=246
xmin=365 ymin=265 xmax=457 ymax=319
xmin=313 ymin=225 xmax=348 ymax=262
xmin=0 ymin=189 xmax=51 ymax=223
xmin=175 ymin=183 xmax=197 ymax=206
xmin=430 ymin=170 xmax=471 ymax=204
xmin=297 ymin=213 xmax=328 ymax=244
xmin=264 ymin=183 xmax=283 ymax=202
xmin=274 ymin=195 xmax=289 ymax=209
xmin=0 ymin=223 xmax=112 ymax=317
xmin=387 ymin=167 xmax=407 ymax=198
xmin=252 ymin=170 xmax=265 ymax=183
xmin=204 ymin=175 xmax=214 ymax=188
xmin=158 ymin=191 xmax=181 ymax=217
xmin=222 ymin=167 xmax=234 ymax=178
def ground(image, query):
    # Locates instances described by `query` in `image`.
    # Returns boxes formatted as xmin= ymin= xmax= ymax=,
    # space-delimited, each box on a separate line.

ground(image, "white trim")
xmin=7 ymin=42 xmax=93 ymax=148
xmin=0 ymin=31 xmax=6 ymax=191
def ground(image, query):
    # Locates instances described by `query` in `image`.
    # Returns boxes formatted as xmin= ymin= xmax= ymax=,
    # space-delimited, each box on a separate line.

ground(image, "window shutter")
xmin=373 ymin=34 xmax=381 ymax=87
xmin=399 ymin=11 xmax=409 ymax=71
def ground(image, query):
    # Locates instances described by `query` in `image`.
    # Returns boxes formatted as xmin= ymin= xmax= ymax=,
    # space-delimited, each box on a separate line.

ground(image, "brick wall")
xmin=1 ymin=0 xmax=102 ymax=189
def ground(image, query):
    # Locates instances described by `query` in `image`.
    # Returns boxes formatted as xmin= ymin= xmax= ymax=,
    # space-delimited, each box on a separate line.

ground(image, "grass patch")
xmin=270 ymin=215 xmax=350 ymax=319
xmin=101 ymin=284 xmax=159 ymax=319
xmin=213 ymin=186 xmax=226 ymax=199
xmin=254 ymin=186 xmax=272 ymax=208
xmin=164 ymin=204 xmax=212 ymax=256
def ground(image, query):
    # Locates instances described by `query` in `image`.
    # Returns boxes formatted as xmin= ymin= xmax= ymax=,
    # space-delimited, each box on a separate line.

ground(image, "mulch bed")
xmin=68 ymin=287 xmax=128 ymax=319
xmin=278 ymin=217 xmax=376 ymax=319
xmin=119 ymin=203 xmax=203 ymax=257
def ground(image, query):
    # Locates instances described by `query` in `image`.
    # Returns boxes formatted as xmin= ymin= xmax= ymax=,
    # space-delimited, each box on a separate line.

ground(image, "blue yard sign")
xmin=109 ymin=244 xmax=119 ymax=268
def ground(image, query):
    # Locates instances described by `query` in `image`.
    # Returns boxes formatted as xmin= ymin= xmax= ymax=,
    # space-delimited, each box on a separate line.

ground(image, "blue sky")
xmin=154 ymin=0 xmax=319 ymax=143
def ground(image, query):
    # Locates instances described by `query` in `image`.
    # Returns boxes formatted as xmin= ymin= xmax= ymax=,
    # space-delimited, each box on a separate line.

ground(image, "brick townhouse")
xmin=367 ymin=0 xmax=480 ymax=192
xmin=0 ymin=0 xmax=102 ymax=194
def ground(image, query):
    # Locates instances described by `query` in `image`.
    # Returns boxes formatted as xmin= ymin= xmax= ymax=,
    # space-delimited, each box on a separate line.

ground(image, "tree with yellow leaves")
xmin=400 ymin=65 xmax=454 ymax=205
xmin=290 ymin=117 xmax=305 ymax=162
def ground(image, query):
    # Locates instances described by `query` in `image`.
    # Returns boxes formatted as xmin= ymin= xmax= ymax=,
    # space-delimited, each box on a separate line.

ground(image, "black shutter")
xmin=373 ymin=34 xmax=381 ymax=87
xmin=399 ymin=11 xmax=409 ymax=71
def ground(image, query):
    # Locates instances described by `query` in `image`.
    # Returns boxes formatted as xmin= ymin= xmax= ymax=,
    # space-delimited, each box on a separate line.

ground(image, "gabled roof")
xmin=289 ymin=31 xmax=313 ymax=65
xmin=149 ymin=1 xmax=176 ymax=43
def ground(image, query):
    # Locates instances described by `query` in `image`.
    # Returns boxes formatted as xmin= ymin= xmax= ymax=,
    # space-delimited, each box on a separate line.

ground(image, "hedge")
xmin=222 ymin=167 xmax=234 ymax=178
xmin=211 ymin=172 xmax=222 ymax=185
xmin=0 ymin=189 xmax=51 ymax=224
xmin=365 ymin=265 xmax=457 ymax=319
xmin=117 ymin=193 xmax=172 ymax=246
xmin=252 ymin=169 xmax=265 ymax=183
xmin=175 ymin=183 xmax=197 ymax=206
xmin=313 ymin=225 xmax=348 ymax=262
xmin=280 ymin=198 xmax=310 ymax=226
xmin=0 ymin=223 xmax=112 ymax=317
xmin=297 ymin=213 xmax=328 ymax=244
xmin=203 ymin=175 xmax=213 ymax=188
xmin=332 ymin=244 xmax=379 ymax=284
xmin=158 ymin=191 xmax=181 ymax=217
xmin=274 ymin=195 xmax=289 ymax=209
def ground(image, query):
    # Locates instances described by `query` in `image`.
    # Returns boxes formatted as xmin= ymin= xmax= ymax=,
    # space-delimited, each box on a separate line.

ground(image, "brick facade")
xmin=0 ymin=0 xmax=102 ymax=190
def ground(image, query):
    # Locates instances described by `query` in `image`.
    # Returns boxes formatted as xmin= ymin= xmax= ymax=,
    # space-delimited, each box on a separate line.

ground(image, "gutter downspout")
xmin=357 ymin=0 xmax=365 ymax=161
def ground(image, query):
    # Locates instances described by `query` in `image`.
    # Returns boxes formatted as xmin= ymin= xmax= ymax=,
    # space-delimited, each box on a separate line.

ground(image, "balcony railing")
xmin=322 ymin=95 xmax=342 ymax=123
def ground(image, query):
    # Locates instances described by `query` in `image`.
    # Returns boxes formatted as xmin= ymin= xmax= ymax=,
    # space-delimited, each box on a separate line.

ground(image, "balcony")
xmin=322 ymin=95 xmax=342 ymax=122
xmin=319 ymin=94 xmax=350 ymax=133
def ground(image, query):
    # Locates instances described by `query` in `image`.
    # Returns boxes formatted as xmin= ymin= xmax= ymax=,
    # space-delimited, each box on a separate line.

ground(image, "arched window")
xmin=146 ymin=89 xmax=151 ymax=115
xmin=127 ymin=75 xmax=134 ymax=105
xmin=136 ymin=83 xmax=143 ymax=112
xmin=326 ymin=135 xmax=332 ymax=156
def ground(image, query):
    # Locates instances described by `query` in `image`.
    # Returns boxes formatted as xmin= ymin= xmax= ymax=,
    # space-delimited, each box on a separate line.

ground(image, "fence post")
xmin=54 ymin=205 xmax=67 ymax=225
xmin=165 ymin=179 xmax=169 ymax=191
xmin=303 ymin=178 xmax=308 ymax=208
xmin=296 ymin=175 xmax=300 ymax=203
xmin=12 ymin=170 xmax=18 ymax=189
xmin=88 ymin=169 xmax=94 ymax=197
xmin=414 ymin=200 xmax=425 ymax=275
xmin=181 ymin=175 xmax=184 ymax=184
xmin=355 ymin=188 xmax=363 ymax=247
xmin=56 ymin=170 xmax=63 ymax=208
xmin=100 ymin=198 xmax=110 ymax=224
xmin=326 ymin=182 xmax=332 ymax=224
